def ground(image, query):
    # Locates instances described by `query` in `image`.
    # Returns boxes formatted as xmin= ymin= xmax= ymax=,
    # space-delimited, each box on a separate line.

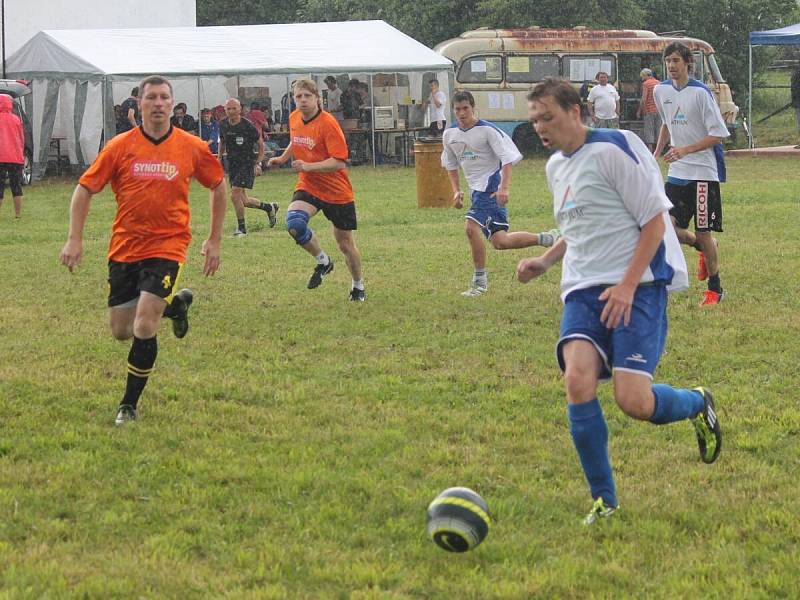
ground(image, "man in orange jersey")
xmin=268 ymin=79 xmax=365 ymax=301
xmin=59 ymin=75 xmax=227 ymax=426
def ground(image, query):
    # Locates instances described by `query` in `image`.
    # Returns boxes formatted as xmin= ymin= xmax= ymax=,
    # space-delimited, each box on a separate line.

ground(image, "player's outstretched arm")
xmin=202 ymin=182 xmax=226 ymax=276
xmin=268 ymin=142 xmax=292 ymax=168
xmin=517 ymin=238 xmax=566 ymax=283
xmin=60 ymin=185 xmax=93 ymax=272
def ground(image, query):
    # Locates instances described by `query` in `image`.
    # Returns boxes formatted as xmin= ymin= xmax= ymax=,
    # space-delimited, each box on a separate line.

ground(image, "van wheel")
xmin=22 ymin=152 xmax=33 ymax=186
xmin=512 ymin=123 xmax=544 ymax=155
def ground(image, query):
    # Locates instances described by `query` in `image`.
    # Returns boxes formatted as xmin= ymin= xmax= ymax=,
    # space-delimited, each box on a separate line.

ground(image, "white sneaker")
xmin=233 ymin=229 xmax=247 ymax=237
xmin=461 ymin=285 xmax=487 ymax=297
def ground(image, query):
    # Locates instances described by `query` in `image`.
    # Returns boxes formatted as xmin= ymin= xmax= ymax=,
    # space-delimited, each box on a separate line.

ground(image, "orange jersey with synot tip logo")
xmin=79 ymin=127 xmax=224 ymax=263
xmin=289 ymin=109 xmax=353 ymax=204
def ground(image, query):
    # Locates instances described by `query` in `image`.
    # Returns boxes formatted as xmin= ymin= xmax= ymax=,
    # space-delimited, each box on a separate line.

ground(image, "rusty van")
xmin=434 ymin=28 xmax=739 ymax=152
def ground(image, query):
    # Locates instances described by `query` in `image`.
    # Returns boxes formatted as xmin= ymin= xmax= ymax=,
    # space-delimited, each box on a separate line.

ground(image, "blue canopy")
xmin=750 ymin=23 xmax=800 ymax=46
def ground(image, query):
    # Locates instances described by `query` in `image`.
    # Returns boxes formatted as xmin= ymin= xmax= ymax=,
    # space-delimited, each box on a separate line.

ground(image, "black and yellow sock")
xmin=122 ymin=336 xmax=158 ymax=409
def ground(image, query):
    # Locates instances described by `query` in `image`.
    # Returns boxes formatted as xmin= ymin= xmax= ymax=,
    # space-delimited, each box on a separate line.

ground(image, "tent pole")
xmin=369 ymin=73 xmax=376 ymax=167
xmin=748 ymin=44 xmax=753 ymax=148
xmin=102 ymin=76 xmax=107 ymax=149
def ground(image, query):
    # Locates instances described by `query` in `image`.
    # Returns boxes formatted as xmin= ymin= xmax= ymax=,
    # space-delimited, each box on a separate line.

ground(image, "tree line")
xmin=197 ymin=0 xmax=800 ymax=100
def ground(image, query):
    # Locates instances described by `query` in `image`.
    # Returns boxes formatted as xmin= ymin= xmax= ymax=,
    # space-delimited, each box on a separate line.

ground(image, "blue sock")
xmin=650 ymin=385 xmax=704 ymax=424
xmin=568 ymin=399 xmax=617 ymax=507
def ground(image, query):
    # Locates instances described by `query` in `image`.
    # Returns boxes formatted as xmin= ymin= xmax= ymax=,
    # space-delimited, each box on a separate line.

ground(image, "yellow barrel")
xmin=414 ymin=140 xmax=452 ymax=208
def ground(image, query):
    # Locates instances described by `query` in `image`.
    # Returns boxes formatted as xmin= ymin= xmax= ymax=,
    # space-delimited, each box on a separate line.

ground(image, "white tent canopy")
xmin=6 ymin=20 xmax=454 ymax=172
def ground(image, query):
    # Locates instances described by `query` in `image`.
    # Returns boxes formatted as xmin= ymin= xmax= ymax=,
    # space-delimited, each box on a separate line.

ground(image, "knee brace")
xmin=286 ymin=209 xmax=313 ymax=245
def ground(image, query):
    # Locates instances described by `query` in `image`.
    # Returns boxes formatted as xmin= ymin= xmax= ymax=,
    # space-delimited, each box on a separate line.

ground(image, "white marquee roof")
xmin=8 ymin=20 xmax=453 ymax=77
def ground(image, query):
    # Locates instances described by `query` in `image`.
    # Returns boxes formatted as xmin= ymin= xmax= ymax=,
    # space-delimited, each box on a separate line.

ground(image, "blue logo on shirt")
xmin=671 ymin=106 xmax=688 ymax=126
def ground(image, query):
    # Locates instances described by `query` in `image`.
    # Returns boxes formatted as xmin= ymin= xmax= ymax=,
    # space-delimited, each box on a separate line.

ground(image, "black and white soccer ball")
xmin=426 ymin=487 xmax=491 ymax=552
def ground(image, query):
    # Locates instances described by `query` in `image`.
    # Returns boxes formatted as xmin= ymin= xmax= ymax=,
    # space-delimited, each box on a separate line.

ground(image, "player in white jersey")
xmin=654 ymin=42 xmax=730 ymax=305
xmin=441 ymin=90 xmax=559 ymax=297
xmin=518 ymin=78 xmax=721 ymax=525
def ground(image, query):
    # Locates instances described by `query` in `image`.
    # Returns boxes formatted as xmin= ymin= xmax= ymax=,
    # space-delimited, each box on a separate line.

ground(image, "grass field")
xmin=1 ymin=158 xmax=799 ymax=598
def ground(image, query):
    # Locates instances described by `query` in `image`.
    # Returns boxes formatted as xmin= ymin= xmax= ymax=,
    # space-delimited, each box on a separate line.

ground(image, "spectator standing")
xmin=0 ymin=94 xmax=25 ymax=218
xmin=199 ymin=108 xmax=220 ymax=154
xmin=280 ymin=82 xmax=298 ymax=130
xmin=118 ymin=87 xmax=140 ymax=134
xmin=637 ymin=68 xmax=662 ymax=152
xmin=264 ymin=108 xmax=275 ymax=132
xmin=248 ymin=102 xmax=268 ymax=138
xmin=422 ymin=79 xmax=448 ymax=135
xmin=342 ymin=79 xmax=364 ymax=120
xmin=587 ymin=72 xmax=620 ymax=128
xmin=324 ymin=76 xmax=344 ymax=122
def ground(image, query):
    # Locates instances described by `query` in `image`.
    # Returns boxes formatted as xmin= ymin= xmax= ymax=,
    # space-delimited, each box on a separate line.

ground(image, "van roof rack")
xmin=657 ymin=30 xmax=686 ymax=37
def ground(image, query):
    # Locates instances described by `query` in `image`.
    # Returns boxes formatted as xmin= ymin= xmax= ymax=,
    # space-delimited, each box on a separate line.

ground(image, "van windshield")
xmin=708 ymin=54 xmax=725 ymax=83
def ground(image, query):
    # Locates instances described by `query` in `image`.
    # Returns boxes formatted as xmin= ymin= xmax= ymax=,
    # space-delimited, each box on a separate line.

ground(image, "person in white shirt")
xmin=587 ymin=72 xmax=620 ymax=128
xmin=518 ymin=77 xmax=721 ymax=526
xmin=654 ymin=42 xmax=729 ymax=305
xmin=441 ymin=90 xmax=559 ymax=297
xmin=422 ymin=79 xmax=448 ymax=135
xmin=324 ymin=76 xmax=344 ymax=122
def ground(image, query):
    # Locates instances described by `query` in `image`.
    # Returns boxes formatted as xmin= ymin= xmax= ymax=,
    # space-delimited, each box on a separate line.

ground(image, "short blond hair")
xmin=293 ymin=79 xmax=322 ymax=109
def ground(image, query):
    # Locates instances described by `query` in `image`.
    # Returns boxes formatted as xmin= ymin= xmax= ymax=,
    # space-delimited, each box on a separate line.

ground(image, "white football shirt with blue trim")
xmin=546 ymin=128 xmax=689 ymax=301
xmin=653 ymin=79 xmax=729 ymax=182
xmin=441 ymin=119 xmax=523 ymax=192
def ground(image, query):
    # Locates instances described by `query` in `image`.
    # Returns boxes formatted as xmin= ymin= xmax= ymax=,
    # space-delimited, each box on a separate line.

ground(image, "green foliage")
xmin=195 ymin=0 xmax=800 ymax=104
xmin=472 ymin=0 xmax=645 ymax=29
xmin=639 ymin=0 xmax=799 ymax=103
xmin=1 ymin=159 xmax=799 ymax=596
xmin=196 ymin=0 xmax=300 ymax=26
xmin=297 ymin=1 xmax=478 ymax=48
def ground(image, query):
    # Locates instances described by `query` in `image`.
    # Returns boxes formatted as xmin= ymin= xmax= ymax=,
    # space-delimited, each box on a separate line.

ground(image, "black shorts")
xmin=227 ymin=158 xmax=255 ymax=189
xmin=0 ymin=163 xmax=23 ymax=198
xmin=293 ymin=190 xmax=357 ymax=230
xmin=108 ymin=258 xmax=183 ymax=308
xmin=429 ymin=120 xmax=446 ymax=135
xmin=665 ymin=180 xmax=723 ymax=232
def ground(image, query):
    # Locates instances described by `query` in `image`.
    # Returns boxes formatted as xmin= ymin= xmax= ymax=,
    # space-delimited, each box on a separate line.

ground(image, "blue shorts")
xmin=465 ymin=189 xmax=509 ymax=239
xmin=556 ymin=284 xmax=668 ymax=380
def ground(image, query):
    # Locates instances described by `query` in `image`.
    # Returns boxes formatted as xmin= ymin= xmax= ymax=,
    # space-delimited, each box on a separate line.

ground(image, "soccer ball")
xmin=426 ymin=487 xmax=491 ymax=552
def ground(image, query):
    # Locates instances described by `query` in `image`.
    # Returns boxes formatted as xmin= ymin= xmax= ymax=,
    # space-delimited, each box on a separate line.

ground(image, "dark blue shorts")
xmin=465 ymin=189 xmax=509 ymax=239
xmin=556 ymin=284 xmax=668 ymax=380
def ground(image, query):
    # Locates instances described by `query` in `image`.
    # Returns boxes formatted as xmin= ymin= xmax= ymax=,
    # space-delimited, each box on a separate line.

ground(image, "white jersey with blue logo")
xmin=441 ymin=119 xmax=523 ymax=192
xmin=653 ymin=79 xmax=729 ymax=182
xmin=546 ymin=129 xmax=689 ymax=301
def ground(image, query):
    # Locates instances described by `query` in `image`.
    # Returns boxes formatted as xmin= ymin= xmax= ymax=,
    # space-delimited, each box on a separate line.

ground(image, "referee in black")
xmin=219 ymin=98 xmax=277 ymax=236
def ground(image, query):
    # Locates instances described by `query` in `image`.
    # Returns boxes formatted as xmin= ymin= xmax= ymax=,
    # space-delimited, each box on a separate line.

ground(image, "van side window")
xmin=506 ymin=55 xmax=560 ymax=83
xmin=564 ymin=55 xmax=616 ymax=82
xmin=458 ymin=55 xmax=503 ymax=83
xmin=691 ymin=52 xmax=706 ymax=82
